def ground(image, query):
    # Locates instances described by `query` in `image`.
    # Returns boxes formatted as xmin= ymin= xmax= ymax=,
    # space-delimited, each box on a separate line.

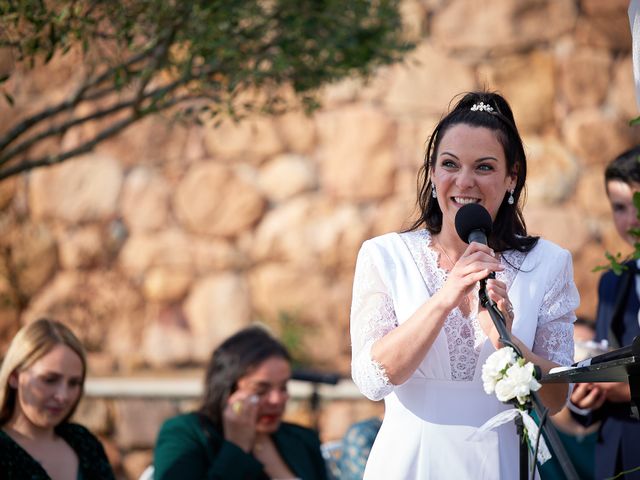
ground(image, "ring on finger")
xmin=506 ymin=303 xmax=514 ymax=316
xmin=232 ymin=401 xmax=243 ymax=414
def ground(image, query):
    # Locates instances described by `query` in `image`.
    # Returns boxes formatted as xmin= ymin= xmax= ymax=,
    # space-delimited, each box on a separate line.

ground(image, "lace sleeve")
xmin=532 ymin=249 xmax=579 ymax=366
xmin=350 ymin=242 xmax=397 ymax=401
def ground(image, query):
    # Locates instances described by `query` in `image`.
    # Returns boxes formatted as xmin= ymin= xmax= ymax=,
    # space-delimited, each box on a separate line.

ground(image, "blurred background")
xmin=1 ymin=0 xmax=639 ymax=477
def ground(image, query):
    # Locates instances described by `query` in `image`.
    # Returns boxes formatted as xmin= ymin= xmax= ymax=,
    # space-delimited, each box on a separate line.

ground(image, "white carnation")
xmin=504 ymin=362 xmax=542 ymax=405
xmin=482 ymin=347 xmax=516 ymax=394
xmin=494 ymin=376 xmax=517 ymax=402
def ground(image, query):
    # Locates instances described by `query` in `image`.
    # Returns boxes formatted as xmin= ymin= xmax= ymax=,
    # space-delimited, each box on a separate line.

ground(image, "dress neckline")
xmin=398 ymin=229 xmax=526 ymax=380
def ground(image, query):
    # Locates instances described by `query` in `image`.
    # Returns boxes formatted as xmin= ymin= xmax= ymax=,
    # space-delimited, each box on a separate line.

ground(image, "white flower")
xmin=506 ymin=362 xmax=542 ymax=404
xmin=482 ymin=347 xmax=516 ymax=394
xmin=478 ymin=346 xmax=549 ymax=463
xmin=494 ymin=376 xmax=518 ymax=402
xmin=491 ymin=359 xmax=541 ymax=405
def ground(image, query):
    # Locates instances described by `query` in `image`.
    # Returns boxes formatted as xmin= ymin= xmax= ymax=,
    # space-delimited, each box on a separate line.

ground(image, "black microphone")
xmin=454 ymin=203 xmax=493 ymax=246
xmin=454 ymin=203 xmax=495 ymax=307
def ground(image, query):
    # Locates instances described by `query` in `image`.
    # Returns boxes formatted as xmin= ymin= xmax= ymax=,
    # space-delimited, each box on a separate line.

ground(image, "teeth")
xmin=453 ymin=197 xmax=480 ymax=204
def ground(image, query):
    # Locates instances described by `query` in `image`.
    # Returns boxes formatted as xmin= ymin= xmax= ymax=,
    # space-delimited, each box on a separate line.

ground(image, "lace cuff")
xmin=350 ymin=242 xmax=397 ymax=401
xmin=352 ymin=340 xmax=394 ymax=401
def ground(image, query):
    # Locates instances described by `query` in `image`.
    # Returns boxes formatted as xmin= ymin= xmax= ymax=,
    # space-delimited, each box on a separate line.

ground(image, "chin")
xmin=39 ymin=410 xmax=70 ymax=428
xmin=256 ymin=419 xmax=282 ymax=434
xmin=33 ymin=417 xmax=61 ymax=430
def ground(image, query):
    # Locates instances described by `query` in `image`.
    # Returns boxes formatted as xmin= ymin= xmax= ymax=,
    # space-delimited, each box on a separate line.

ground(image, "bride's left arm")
xmin=520 ymin=248 xmax=579 ymax=414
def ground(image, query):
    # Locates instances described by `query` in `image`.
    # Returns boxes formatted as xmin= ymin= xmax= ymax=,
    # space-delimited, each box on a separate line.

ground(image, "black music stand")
xmin=541 ymin=335 xmax=640 ymax=420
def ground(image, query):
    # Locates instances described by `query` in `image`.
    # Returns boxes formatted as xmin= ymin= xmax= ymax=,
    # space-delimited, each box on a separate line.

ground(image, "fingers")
xmin=223 ymin=393 xmax=260 ymax=452
xmin=570 ymin=383 xmax=591 ymax=403
xmin=440 ymin=242 xmax=504 ymax=307
xmin=485 ymin=279 xmax=514 ymax=323
xmin=457 ymin=244 xmax=504 ymax=276
xmin=228 ymin=393 xmax=259 ymax=417
xmin=232 ymin=400 xmax=243 ymax=415
xmin=571 ymin=383 xmax=605 ymax=410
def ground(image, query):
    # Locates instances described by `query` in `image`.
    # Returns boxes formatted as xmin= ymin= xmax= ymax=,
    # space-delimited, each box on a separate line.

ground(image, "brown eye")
xmin=255 ymin=387 xmax=269 ymax=397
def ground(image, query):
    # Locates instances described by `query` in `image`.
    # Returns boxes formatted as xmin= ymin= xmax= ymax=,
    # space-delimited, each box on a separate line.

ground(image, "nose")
xmin=265 ymin=389 xmax=288 ymax=405
xmin=53 ymin=382 xmax=73 ymax=402
xmin=455 ymin=168 xmax=475 ymax=189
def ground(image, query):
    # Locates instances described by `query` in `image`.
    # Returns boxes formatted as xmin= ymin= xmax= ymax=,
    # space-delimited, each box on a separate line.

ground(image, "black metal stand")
xmin=542 ymin=335 xmax=640 ymax=420
xmin=479 ymin=279 xmax=580 ymax=480
xmin=291 ymin=368 xmax=340 ymax=430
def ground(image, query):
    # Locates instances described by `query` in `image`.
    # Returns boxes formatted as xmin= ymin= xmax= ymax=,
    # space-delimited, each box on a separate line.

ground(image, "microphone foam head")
xmin=454 ymin=203 xmax=493 ymax=244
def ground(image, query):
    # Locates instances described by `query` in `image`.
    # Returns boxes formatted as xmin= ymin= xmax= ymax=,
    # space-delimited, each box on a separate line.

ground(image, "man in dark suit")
xmin=571 ymin=146 xmax=640 ymax=479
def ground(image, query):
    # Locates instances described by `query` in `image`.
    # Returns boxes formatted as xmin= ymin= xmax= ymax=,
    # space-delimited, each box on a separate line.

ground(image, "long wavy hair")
xmin=407 ymin=91 xmax=538 ymax=253
xmin=0 ymin=318 xmax=87 ymax=426
xmin=199 ymin=326 xmax=291 ymax=431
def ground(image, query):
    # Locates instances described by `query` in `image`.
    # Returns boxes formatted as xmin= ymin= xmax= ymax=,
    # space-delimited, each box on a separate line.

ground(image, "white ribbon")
xmin=467 ymin=408 xmax=552 ymax=465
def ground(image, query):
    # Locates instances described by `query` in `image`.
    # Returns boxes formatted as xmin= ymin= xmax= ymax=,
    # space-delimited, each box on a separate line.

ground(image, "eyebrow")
xmin=439 ymin=151 xmax=499 ymax=162
xmin=38 ymin=371 xmax=83 ymax=380
xmin=248 ymin=379 xmax=288 ymax=388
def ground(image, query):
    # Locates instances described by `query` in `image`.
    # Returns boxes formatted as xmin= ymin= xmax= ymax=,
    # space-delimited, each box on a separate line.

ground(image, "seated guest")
xmin=154 ymin=325 xmax=327 ymax=479
xmin=337 ymin=416 xmax=383 ymax=480
xmin=538 ymin=318 xmax=604 ymax=480
xmin=0 ymin=318 xmax=115 ymax=479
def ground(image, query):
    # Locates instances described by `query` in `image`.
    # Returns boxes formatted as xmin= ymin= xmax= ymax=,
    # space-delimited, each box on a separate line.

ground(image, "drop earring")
xmin=507 ymin=189 xmax=515 ymax=205
xmin=431 ymin=184 xmax=437 ymax=199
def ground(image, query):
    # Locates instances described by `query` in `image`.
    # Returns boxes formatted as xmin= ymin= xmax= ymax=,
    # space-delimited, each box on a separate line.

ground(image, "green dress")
xmin=154 ymin=412 xmax=327 ymax=480
xmin=537 ymin=425 xmax=597 ymax=480
xmin=0 ymin=422 xmax=115 ymax=480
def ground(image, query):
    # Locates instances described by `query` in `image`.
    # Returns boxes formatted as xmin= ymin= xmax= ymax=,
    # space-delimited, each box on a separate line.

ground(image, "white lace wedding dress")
xmin=350 ymin=230 xmax=579 ymax=479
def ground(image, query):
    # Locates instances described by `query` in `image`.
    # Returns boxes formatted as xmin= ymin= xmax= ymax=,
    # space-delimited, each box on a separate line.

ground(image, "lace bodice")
xmin=350 ymin=230 xmax=578 ymax=401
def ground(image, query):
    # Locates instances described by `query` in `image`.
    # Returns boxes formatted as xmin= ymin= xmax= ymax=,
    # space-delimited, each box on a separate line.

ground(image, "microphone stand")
xmin=479 ymin=279 xmax=579 ymax=480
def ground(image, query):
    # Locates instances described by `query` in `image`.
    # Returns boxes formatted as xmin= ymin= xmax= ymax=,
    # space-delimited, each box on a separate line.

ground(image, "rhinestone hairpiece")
xmin=470 ymin=102 xmax=494 ymax=113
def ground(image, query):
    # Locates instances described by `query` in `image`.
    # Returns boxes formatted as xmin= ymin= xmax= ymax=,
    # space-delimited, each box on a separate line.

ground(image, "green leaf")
xmin=594 ymin=251 xmax=627 ymax=274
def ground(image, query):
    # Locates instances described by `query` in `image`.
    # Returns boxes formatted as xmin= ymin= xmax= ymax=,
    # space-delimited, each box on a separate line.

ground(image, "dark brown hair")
xmin=199 ymin=326 xmax=291 ymax=431
xmin=605 ymin=145 xmax=640 ymax=190
xmin=408 ymin=91 xmax=538 ymax=253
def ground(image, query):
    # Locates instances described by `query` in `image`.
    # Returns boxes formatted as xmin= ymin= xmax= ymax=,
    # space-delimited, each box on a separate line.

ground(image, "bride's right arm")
xmin=350 ymin=241 xmax=454 ymax=400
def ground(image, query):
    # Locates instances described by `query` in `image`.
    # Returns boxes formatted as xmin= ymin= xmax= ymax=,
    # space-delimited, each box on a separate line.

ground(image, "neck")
xmin=433 ymin=225 xmax=467 ymax=259
xmin=4 ymin=412 xmax=55 ymax=442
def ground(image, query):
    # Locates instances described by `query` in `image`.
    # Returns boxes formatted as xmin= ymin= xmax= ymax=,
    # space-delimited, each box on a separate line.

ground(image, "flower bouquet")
xmin=477 ymin=346 xmax=551 ymax=464
xmin=482 ymin=346 xmax=541 ymax=406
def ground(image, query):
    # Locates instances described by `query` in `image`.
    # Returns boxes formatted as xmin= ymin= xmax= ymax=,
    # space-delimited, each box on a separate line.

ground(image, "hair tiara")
xmin=470 ymin=102 xmax=494 ymax=113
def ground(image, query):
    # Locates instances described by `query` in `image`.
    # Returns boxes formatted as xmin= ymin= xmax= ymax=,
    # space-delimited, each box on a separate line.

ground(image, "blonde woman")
xmin=0 ymin=318 xmax=114 ymax=479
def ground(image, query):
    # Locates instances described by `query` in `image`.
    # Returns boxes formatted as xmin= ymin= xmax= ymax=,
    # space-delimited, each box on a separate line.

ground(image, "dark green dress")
xmin=0 ymin=422 xmax=115 ymax=480
xmin=154 ymin=412 xmax=327 ymax=480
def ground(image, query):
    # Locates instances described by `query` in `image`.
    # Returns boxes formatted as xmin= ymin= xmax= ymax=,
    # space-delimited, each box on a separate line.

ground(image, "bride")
xmin=350 ymin=91 xmax=578 ymax=479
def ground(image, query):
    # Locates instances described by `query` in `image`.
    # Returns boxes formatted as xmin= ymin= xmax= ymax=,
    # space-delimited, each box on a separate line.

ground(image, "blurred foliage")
xmin=277 ymin=311 xmax=313 ymax=368
xmin=0 ymin=0 xmax=411 ymax=180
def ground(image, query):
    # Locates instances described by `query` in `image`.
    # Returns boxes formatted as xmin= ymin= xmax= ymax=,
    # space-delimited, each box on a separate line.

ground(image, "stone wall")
xmin=1 ymin=0 xmax=640 ymax=477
